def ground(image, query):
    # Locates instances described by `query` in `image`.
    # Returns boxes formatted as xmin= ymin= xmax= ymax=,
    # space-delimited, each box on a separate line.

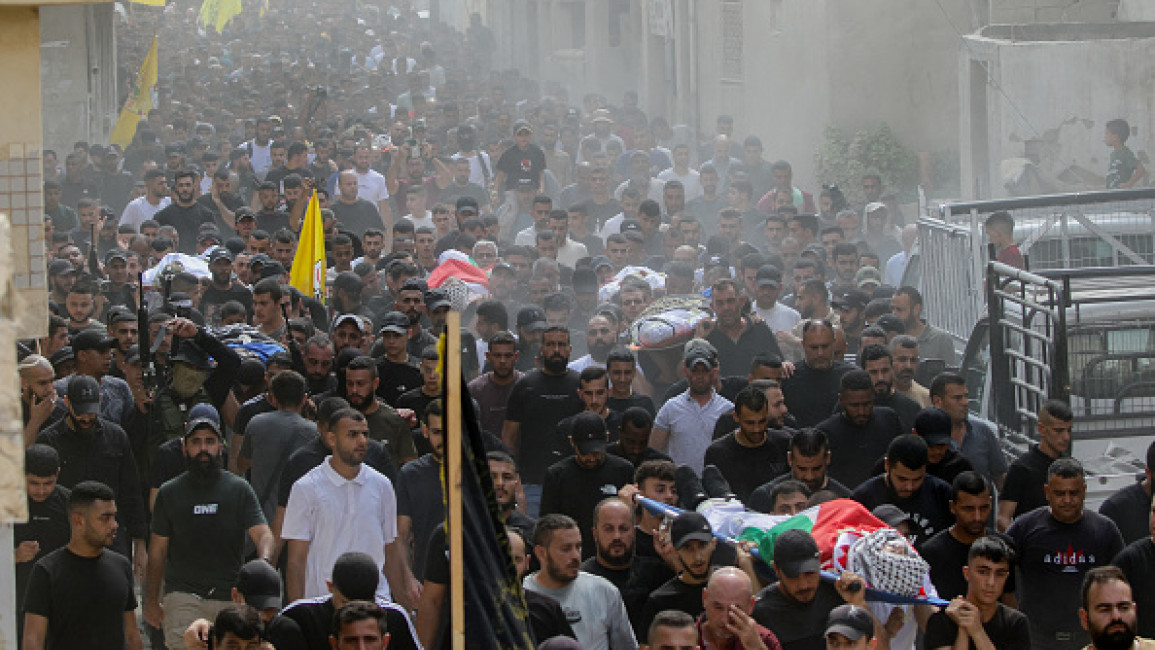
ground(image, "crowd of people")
xmin=14 ymin=1 xmax=1155 ymax=649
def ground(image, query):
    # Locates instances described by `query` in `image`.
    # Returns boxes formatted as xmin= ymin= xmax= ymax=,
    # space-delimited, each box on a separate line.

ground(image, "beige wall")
xmin=40 ymin=4 xmax=118 ymax=156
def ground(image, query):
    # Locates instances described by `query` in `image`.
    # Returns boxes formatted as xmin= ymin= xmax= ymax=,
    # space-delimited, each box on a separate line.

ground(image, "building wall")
xmin=959 ymin=23 xmax=1155 ymax=198
xmin=40 ymin=3 xmax=117 ymax=156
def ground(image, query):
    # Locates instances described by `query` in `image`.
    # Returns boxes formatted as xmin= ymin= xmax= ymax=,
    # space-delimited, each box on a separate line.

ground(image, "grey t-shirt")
xmin=523 ymin=572 xmax=638 ymax=650
xmin=240 ymin=410 xmax=317 ymax=521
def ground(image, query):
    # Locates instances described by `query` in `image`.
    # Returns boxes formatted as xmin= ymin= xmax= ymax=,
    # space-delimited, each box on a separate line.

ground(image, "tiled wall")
xmin=0 ymin=142 xmax=49 ymax=338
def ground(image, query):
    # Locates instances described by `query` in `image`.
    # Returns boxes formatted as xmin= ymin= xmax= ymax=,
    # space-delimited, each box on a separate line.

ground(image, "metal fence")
xmin=911 ymin=188 xmax=1155 ymax=350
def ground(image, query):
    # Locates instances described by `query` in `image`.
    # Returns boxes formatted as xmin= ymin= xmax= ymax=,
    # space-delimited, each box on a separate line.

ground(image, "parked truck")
xmin=904 ymin=189 xmax=1155 ymax=500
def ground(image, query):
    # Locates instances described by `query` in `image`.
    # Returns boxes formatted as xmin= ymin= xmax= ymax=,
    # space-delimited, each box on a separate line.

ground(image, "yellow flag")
xmin=110 ymin=36 xmax=158 ymax=148
xmin=198 ymin=0 xmax=244 ymax=34
xmin=290 ymin=191 xmax=327 ymax=305
xmin=130 ymin=0 xmax=166 ymax=6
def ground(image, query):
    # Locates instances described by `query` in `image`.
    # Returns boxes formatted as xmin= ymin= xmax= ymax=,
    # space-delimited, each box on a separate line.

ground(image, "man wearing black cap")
xmin=823 ymin=604 xmax=880 ymax=650
xmin=54 ymin=329 xmax=135 ymax=427
xmin=540 ymin=412 xmax=636 ymax=559
xmin=100 ymin=249 xmax=138 ymax=314
xmin=47 ymin=259 xmax=77 ymax=306
xmin=149 ymin=316 xmax=243 ymax=443
xmin=36 ymin=375 xmax=149 ymax=574
xmin=144 ymin=414 xmax=273 ymax=649
xmin=200 ymin=247 xmax=253 ymax=326
xmin=899 ymin=407 xmax=974 ymax=485
xmin=652 ymin=339 xmax=734 ymax=475
xmin=751 ymin=529 xmax=877 ymax=650
xmin=181 ymin=559 xmax=307 ymax=650
xmin=331 ymin=271 xmax=374 ymax=323
xmin=514 ymin=306 xmax=548 ymax=372
xmin=375 ymin=311 xmax=425 ymax=407
xmin=495 ymin=120 xmax=547 ymax=196
xmin=832 ymin=290 xmax=869 ymax=356
xmin=851 ymin=434 xmax=952 ymax=546
xmin=105 ymin=308 xmax=138 ymax=379
xmin=155 ymin=169 xmax=219 ymax=254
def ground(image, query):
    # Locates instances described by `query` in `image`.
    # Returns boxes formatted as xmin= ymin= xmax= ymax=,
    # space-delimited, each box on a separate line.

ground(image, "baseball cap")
xmin=772 ymin=528 xmax=821 ymax=578
xmin=591 ymin=109 xmax=614 ymax=124
xmin=913 ymin=407 xmax=953 ymax=446
xmin=591 ymin=256 xmax=614 ymax=271
xmin=379 ymin=311 xmax=410 ymax=335
xmin=832 ymin=289 xmax=869 ymax=311
xmin=455 ymin=196 xmax=480 ymax=214
xmin=864 ymin=202 xmax=887 ymax=214
xmin=49 ymin=346 xmax=75 ymax=367
xmin=333 ymin=313 xmax=367 ymax=332
xmin=104 ymin=249 xmax=128 ymax=265
xmin=333 ymin=271 xmax=363 ymax=293
xmin=825 ymin=604 xmax=875 ymax=642
xmin=872 ymin=504 xmax=916 ymax=530
xmin=855 ymin=266 xmax=883 ymax=288
xmin=170 ymin=340 xmax=213 ymax=370
xmin=569 ymin=412 xmax=608 ymax=455
xmin=490 ymin=262 xmax=515 ymax=276
xmin=425 ymin=289 xmax=452 ymax=312
xmin=513 ymin=120 xmax=534 ymax=134
xmin=48 ymin=259 xmax=76 ymax=277
xmin=188 ymin=403 xmax=221 ymax=428
xmin=515 ymin=177 xmax=535 ymax=190
xmin=66 ymin=375 xmax=101 ymax=415
xmin=756 ymin=265 xmax=782 ymax=288
xmin=123 ymin=345 xmax=141 ymax=365
xmin=874 ymin=313 xmax=905 ymax=334
xmin=670 ymin=511 xmax=713 ymax=549
xmin=72 ymin=330 xmax=115 ymax=352
xmin=107 ymin=308 xmax=136 ymax=325
xmin=259 ymin=261 xmax=287 ymax=279
xmin=208 ymin=247 xmax=234 ymax=263
xmin=236 ymin=560 xmax=282 ymax=611
xmin=184 ymin=416 xmax=222 ymax=439
xmin=248 ymin=253 xmax=272 ymax=270
xmin=517 ymin=306 xmax=547 ymax=333
xmin=683 ymin=338 xmax=719 ymax=370
xmin=620 ymin=219 xmax=642 ymax=234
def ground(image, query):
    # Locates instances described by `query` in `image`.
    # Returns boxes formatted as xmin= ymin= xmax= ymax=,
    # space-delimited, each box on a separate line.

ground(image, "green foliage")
xmin=814 ymin=123 xmax=918 ymax=204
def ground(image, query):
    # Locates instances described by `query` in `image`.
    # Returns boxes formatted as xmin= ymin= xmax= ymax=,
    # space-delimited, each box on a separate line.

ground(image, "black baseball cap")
xmin=756 ymin=265 xmax=782 ymax=288
xmin=455 ymin=196 xmax=480 ymax=214
xmin=425 ymin=289 xmax=452 ymax=312
xmin=832 ymin=289 xmax=869 ymax=311
xmin=48 ymin=259 xmax=76 ymax=277
xmin=66 ymin=375 xmax=101 ymax=415
xmin=236 ymin=559 xmax=282 ymax=610
xmin=872 ymin=504 xmax=916 ymax=530
xmin=72 ymin=330 xmax=115 ymax=352
xmin=517 ymin=306 xmax=547 ymax=332
xmin=208 ymin=247 xmax=234 ymax=263
xmin=170 ymin=340 xmax=213 ymax=370
xmin=772 ymin=528 xmax=821 ymax=578
xmin=379 ymin=311 xmax=410 ymax=335
xmin=104 ymin=249 xmax=128 ymax=265
xmin=670 ymin=511 xmax=714 ymax=550
xmin=569 ymin=412 xmax=608 ymax=455
xmin=683 ymin=339 xmax=719 ymax=370
xmin=184 ymin=416 xmax=222 ymax=439
xmin=913 ymin=407 xmax=953 ymax=446
xmin=874 ymin=313 xmax=905 ymax=334
xmin=825 ymin=604 xmax=874 ymax=642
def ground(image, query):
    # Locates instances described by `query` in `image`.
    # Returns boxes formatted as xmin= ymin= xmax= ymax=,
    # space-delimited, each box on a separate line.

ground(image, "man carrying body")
xmin=924 ymin=536 xmax=1030 ymax=650
xmin=748 ymin=429 xmax=852 ymax=513
xmin=705 ymin=384 xmax=791 ymax=502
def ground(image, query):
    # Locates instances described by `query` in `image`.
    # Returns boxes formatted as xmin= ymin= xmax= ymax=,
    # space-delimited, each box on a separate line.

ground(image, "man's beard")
xmin=597 ymin=540 xmax=634 ymax=569
xmin=1090 ymin=620 xmax=1136 ymax=650
xmin=187 ymin=451 xmax=220 ymax=477
xmin=69 ymin=414 xmax=97 ymax=434
xmin=347 ymin=392 xmax=373 ymax=411
xmin=589 ymin=341 xmax=614 ymax=363
xmin=542 ymin=354 xmax=568 ymax=374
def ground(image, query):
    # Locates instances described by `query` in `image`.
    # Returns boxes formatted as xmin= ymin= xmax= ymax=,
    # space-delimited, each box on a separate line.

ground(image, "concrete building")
xmin=41 ymin=4 xmax=119 ymax=155
xmin=960 ymin=22 xmax=1155 ymax=198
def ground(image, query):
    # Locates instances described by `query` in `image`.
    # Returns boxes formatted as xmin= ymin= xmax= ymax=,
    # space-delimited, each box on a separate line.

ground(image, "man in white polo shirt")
xmin=282 ymin=408 xmax=420 ymax=610
xmin=651 ymin=339 xmax=734 ymax=474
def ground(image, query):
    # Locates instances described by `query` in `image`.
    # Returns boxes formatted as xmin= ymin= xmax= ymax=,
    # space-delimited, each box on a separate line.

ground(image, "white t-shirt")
xmin=656 ymin=168 xmax=703 ymax=202
xmin=281 ymin=460 xmax=398 ymax=601
xmin=753 ymin=301 xmax=802 ymax=334
xmin=249 ymin=141 xmax=272 ymax=178
xmin=451 ymin=152 xmax=493 ymax=187
xmin=354 ymin=169 xmax=390 ymax=206
xmin=403 ymin=211 xmax=434 ymax=230
xmin=119 ymin=196 xmax=171 ymax=231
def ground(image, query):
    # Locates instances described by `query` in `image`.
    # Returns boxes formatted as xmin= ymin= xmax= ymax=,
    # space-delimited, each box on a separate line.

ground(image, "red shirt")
xmin=997 ymin=243 xmax=1024 ymax=269
xmin=696 ymin=613 xmax=783 ymax=650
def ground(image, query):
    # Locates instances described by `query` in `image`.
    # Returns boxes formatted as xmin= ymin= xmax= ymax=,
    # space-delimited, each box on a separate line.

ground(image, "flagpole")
xmin=446 ymin=311 xmax=465 ymax=649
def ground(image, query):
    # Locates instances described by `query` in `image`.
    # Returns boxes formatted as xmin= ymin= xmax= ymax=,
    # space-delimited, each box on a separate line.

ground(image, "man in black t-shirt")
xmin=816 ymin=370 xmax=905 ymax=490
xmin=14 ymin=445 xmax=71 ymax=639
xmin=200 ymin=248 xmax=253 ymax=325
xmin=154 ymin=169 xmax=217 ymax=254
xmin=144 ymin=416 xmax=274 ymax=650
xmin=23 ymin=481 xmax=143 ymax=650
xmin=704 ymin=384 xmax=791 ymax=502
xmin=851 ymin=434 xmax=953 ymax=546
xmin=502 ymin=326 xmax=584 ymax=516
xmin=540 ymin=412 xmax=636 ymax=559
xmin=1098 ymin=440 xmax=1154 ymax=545
xmin=1007 ymin=458 xmax=1124 ymax=650
xmin=397 ymin=401 xmax=446 ymax=582
xmin=1111 ymin=498 xmax=1155 ymax=639
xmin=781 ymin=320 xmax=855 ymax=428
xmin=921 ymin=471 xmax=1016 ymax=601
xmin=638 ymin=511 xmax=719 ymax=642
xmin=998 ymin=399 xmax=1072 ymax=532
xmin=748 ymin=429 xmax=852 ymax=514
xmin=332 ymin=170 xmax=385 ymax=235
xmin=495 ymin=121 xmax=547 ymax=195
xmin=924 ymin=536 xmax=1030 ymax=650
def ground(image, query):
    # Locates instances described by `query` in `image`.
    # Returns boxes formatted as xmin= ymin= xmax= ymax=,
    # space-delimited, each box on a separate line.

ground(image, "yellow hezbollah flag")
xmin=198 ymin=0 xmax=243 ymax=34
xmin=110 ymin=36 xmax=158 ymax=148
xmin=290 ymin=191 xmax=327 ymax=305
